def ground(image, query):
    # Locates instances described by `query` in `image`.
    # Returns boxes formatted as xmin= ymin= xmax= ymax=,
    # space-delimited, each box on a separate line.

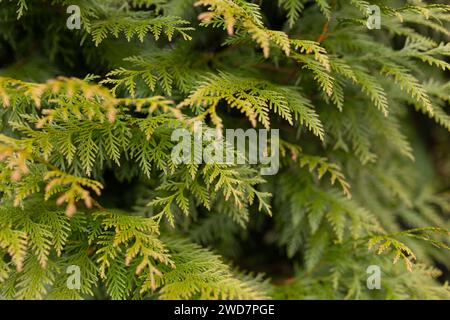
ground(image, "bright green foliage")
xmin=0 ymin=0 xmax=450 ymax=300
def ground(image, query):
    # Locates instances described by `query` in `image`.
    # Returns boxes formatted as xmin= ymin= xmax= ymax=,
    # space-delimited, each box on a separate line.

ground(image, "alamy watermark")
xmin=66 ymin=265 xmax=81 ymax=290
xmin=66 ymin=5 xmax=81 ymax=30
xmin=366 ymin=265 xmax=381 ymax=290
xmin=367 ymin=5 xmax=381 ymax=30
xmin=171 ymin=122 xmax=280 ymax=176
xmin=66 ymin=4 xmax=380 ymax=31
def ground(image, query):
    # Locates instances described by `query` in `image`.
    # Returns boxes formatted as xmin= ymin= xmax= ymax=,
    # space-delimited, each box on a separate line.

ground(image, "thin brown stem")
xmin=316 ymin=0 xmax=338 ymax=44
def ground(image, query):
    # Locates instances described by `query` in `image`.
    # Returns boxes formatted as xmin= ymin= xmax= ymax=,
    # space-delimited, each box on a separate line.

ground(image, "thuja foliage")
xmin=0 ymin=0 xmax=450 ymax=300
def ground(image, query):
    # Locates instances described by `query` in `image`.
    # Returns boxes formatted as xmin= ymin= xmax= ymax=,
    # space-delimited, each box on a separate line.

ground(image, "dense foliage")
xmin=0 ymin=0 xmax=450 ymax=300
